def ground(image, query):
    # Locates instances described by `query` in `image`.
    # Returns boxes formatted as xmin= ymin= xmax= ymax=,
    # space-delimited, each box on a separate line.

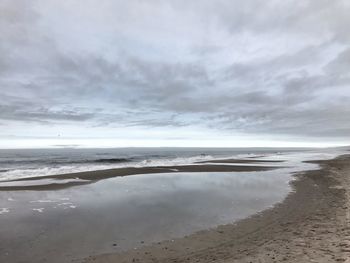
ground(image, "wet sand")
xmin=196 ymin=158 xmax=285 ymax=164
xmin=85 ymin=155 xmax=350 ymax=263
xmin=0 ymin=161 xmax=279 ymax=191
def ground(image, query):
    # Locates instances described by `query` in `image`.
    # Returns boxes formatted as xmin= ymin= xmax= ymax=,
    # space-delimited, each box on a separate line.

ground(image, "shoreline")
xmin=0 ymin=160 xmax=280 ymax=191
xmin=85 ymin=155 xmax=350 ymax=263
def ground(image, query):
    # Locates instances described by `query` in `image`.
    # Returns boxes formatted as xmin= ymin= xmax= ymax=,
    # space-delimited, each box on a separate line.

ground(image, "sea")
xmin=0 ymin=147 xmax=311 ymax=181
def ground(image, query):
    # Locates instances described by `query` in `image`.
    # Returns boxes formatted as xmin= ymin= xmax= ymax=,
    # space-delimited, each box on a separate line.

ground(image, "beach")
xmin=86 ymin=155 xmax=350 ymax=263
xmin=0 ymin=151 xmax=349 ymax=262
xmin=2 ymin=1 xmax=350 ymax=262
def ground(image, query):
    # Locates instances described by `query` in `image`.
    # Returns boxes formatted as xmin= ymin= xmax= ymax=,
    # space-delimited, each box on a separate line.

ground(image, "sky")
xmin=1 ymin=0 xmax=350 ymax=148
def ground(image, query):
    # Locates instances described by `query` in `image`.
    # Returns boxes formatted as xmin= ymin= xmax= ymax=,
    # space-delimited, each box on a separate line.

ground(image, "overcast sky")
xmin=1 ymin=0 xmax=350 ymax=148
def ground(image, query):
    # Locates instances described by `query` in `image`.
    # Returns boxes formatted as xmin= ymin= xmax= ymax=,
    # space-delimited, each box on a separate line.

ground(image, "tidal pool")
xmin=0 ymin=169 xmax=294 ymax=263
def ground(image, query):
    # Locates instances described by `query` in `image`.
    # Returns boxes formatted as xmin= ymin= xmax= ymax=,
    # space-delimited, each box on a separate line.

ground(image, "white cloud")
xmin=0 ymin=0 xmax=350 ymax=147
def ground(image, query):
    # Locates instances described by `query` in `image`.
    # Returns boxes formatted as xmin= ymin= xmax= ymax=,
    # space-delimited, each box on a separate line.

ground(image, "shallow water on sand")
xmin=0 ymin=170 xmax=291 ymax=263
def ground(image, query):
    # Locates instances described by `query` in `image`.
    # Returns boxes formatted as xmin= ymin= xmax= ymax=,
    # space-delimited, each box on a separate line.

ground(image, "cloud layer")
xmin=1 ymin=0 xmax=350 ymax=147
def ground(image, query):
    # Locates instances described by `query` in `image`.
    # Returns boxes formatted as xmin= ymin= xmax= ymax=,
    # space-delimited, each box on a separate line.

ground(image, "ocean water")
xmin=0 ymin=147 xmax=307 ymax=181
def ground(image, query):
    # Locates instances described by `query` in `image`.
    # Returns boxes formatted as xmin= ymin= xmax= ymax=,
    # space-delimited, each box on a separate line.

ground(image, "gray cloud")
xmin=0 ymin=103 xmax=94 ymax=123
xmin=0 ymin=0 xmax=350 ymax=145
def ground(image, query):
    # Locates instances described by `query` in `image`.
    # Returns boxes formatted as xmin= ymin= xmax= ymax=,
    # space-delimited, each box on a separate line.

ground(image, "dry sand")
xmin=84 ymin=155 xmax=350 ymax=263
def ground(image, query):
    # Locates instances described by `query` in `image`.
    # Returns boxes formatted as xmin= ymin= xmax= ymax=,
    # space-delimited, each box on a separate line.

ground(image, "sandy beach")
xmin=84 ymin=155 xmax=350 ymax=263
xmin=0 ymin=153 xmax=349 ymax=263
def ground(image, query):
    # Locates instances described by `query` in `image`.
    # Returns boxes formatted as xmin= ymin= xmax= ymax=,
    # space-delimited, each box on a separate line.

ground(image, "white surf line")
xmin=57 ymin=202 xmax=77 ymax=209
xmin=30 ymin=200 xmax=58 ymax=203
xmin=0 ymin=208 xmax=9 ymax=214
xmin=58 ymin=202 xmax=73 ymax=206
xmin=32 ymin=208 xmax=45 ymax=213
